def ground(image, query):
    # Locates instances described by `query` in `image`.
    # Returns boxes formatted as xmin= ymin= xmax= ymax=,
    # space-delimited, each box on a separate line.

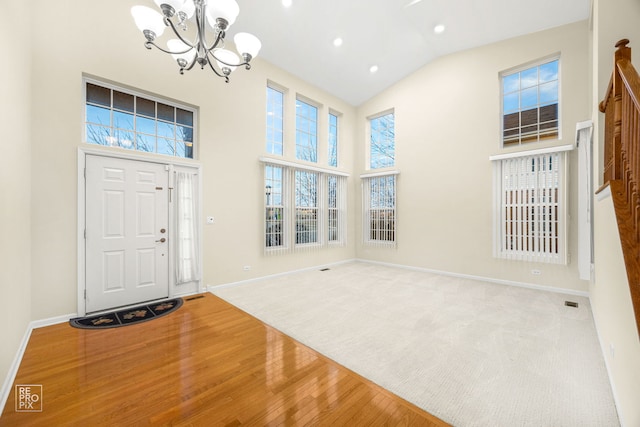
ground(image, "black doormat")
xmin=69 ymin=298 xmax=183 ymax=329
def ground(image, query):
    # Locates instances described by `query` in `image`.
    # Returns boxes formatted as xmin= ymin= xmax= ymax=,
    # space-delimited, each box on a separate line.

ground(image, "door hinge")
xmin=84 ymin=229 xmax=86 ymax=239
xmin=84 ymin=289 xmax=86 ymax=300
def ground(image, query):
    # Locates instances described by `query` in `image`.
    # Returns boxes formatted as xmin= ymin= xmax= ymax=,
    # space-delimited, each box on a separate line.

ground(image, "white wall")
xmin=591 ymin=0 xmax=640 ymax=425
xmin=355 ymin=21 xmax=591 ymax=294
xmin=27 ymin=0 xmax=356 ymax=320
xmin=0 ymin=1 xmax=32 ymax=395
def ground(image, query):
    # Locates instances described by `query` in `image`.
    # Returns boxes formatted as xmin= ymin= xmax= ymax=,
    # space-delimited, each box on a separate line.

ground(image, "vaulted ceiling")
xmin=232 ymin=0 xmax=591 ymax=105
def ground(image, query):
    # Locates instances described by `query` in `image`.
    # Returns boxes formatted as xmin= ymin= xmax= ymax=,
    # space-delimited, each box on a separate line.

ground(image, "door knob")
xmin=160 ymin=228 xmax=166 ymax=233
xmin=156 ymin=238 xmax=166 ymax=243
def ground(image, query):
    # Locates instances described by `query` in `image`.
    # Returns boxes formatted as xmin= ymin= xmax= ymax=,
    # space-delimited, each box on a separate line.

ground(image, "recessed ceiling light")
xmin=434 ymin=24 xmax=445 ymax=34
xmin=333 ymin=37 xmax=343 ymax=47
xmin=369 ymin=65 xmax=379 ymax=74
xmin=282 ymin=0 xmax=292 ymax=7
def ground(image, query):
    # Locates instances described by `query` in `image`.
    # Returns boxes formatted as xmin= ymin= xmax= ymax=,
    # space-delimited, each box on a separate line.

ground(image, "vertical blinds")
xmin=264 ymin=162 xmax=347 ymax=255
xmin=495 ymin=151 xmax=565 ymax=263
xmin=362 ymin=174 xmax=397 ymax=248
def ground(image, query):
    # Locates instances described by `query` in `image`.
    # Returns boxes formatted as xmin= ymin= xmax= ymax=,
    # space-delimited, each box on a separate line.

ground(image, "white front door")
xmin=85 ymin=155 xmax=169 ymax=313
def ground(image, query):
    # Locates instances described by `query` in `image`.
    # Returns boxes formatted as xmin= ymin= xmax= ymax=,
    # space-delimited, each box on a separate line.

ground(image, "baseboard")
xmin=355 ymin=259 xmax=591 ymax=298
xmin=207 ymin=259 xmax=357 ymax=292
xmin=0 ymin=313 xmax=76 ymax=414
xmin=590 ymin=304 xmax=626 ymax=427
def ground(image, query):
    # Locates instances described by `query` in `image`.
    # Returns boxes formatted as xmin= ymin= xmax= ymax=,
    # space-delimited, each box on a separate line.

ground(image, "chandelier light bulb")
xmin=234 ymin=32 xmax=262 ymax=60
xmin=167 ymin=39 xmax=196 ymax=70
xmin=179 ymin=0 xmax=196 ymax=19
xmin=214 ymin=49 xmax=240 ymax=75
xmin=154 ymin=0 xmax=186 ymax=17
xmin=206 ymin=0 xmax=240 ymax=29
xmin=131 ymin=6 xmax=166 ymax=39
xmin=132 ymin=0 xmax=259 ymax=82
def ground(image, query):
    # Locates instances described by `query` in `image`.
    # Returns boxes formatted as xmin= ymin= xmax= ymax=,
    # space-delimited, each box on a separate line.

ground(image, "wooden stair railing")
xmin=599 ymin=39 xmax=640 ymax=337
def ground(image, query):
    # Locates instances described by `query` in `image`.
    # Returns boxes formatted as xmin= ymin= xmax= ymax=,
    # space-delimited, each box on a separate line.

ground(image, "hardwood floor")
xmin=1 ymin=293 xmax=449 ymax=426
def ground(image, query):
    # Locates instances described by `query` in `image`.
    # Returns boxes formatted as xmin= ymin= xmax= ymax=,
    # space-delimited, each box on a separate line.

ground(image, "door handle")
xmin=156 ymin=238 xmax=166 ymax=243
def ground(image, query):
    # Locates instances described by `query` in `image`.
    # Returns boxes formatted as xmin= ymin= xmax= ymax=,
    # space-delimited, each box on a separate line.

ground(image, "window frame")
xmin=83 ymin=77 xmax=197 ymax=159
xmin=368 ymin=110 xmax=395 ymax=170
xmin=262 ymin=157 xmax=348 ymax=252
xmin=328 ymin=111 xmax=339 ymax=167
xmin=500 ymin=55 xmax=561 ymax=148
xmin=295 ymin=96 xmax=320 ymax=163
xmin=266 ymin=83 xmax=285 ymax=156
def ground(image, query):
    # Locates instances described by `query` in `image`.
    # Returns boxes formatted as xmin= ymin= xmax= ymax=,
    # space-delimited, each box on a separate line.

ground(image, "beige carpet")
xmin=211 ymin=261 xmax=619 ymax=427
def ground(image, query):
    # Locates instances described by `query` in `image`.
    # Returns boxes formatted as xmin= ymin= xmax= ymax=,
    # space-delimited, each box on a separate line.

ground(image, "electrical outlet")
xmin=531 ymin=269 xmax=542 ymax=276
xmin=243 ymin=265 xmax=251 ymax=271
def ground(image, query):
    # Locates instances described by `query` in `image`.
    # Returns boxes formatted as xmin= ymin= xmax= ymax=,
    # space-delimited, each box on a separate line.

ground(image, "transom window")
xmin=296 ymin=99 xmax=318 ymax=162
xmin=266 ymin=86 xmax=284 ymax=156
xmin=328 ymin=113 xmax=338 ymax=167
xmin=85 ymin=80 xmax=195 ymax=158
xmin=370 ymin=112 xmax=395 ymax=169
xmin=501 ymin=58 xmax=559 ymax=146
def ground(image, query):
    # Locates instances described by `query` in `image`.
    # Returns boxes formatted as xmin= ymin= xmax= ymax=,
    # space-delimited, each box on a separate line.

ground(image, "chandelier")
xmin=131 ymin=0 xmax=261 ymax=82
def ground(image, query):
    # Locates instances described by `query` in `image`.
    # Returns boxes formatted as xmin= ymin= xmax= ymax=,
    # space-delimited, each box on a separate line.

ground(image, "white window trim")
xmin=261 ymin=158 xmax=348 ymax=253
xmin=489 ymin=144 xmax=574 ymax=161
xmin=266 ymin=83 xmax=286 ymax=157
xmin=366 ymin=109 xmax=395 ymax=170
xmin=499 ymin=54 xmax=562 ymax=148
xmin=260 ymin=156 xmax=350 ymax=177
xmin=82 ymin=75 xmax=198 ymax=159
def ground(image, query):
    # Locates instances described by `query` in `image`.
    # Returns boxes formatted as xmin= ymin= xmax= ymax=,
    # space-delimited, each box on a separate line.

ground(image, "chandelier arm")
xmin=144 ymin=40 xmax=194 ymax=56
xmin=163 ymin=17 xmax=197 ymax=50
xmin=204 ymin=30 xmax=225 ymax=53
xmin=210 ymin=49 xmax=251 ymax=68
xmin=205 ymin=54 xmax=230 ymax=82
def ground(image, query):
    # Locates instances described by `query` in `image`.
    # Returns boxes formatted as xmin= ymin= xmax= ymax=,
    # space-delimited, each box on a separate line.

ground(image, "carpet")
xmin=212 ymin=262 xmax=620 ymax=427
xmin=70 ymin=298 xmax=183 ymax=329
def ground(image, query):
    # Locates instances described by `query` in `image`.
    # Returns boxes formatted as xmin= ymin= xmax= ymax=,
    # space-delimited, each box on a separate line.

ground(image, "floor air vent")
xmin=320 ymin=268 xmax=330 ymax=271
xmin=565 ymin=301 xmax=579 ymax=308
xmin=186 ymin=295 xmax=205 ymax=301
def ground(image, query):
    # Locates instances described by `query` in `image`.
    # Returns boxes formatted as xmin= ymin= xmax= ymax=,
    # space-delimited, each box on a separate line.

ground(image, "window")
xmin=296 ymin=99 xmax=318 ymax=162
xmin=493 ymin=150 xmax=566 ymax=263
xmin=363 ymin=174 xmax=397 ymax=245
xmin=264 ymin=162 xmax=347 ymax=251
xmin=501 ymin=58 xmax=559 ymax=146
xmin=370 ymin=112 xmax=395 ymax=169
xmin=266 ymin=86 xmax=284 ymax=156
xmin=265 ymin=165 xmax=285 ymax=248
xmin=328 ymin=176 xmax=339 ymax=242
xmin=328 ymin=113 xmax=338 ymax=167
xmin=85 ymin=81 xmax=195 ymax=158
xmin=295 ymin=171 xmax=318 ymax=244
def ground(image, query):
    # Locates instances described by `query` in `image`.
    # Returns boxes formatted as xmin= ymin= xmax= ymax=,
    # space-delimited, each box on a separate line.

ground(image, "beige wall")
xmin=355 ymin=21 xmax=591 ymax=294
xmin=592 ymin=0 xmax=640 ymax=425
xmin=0 ymin=1 xmax=32 ymax=394
xmin=28 ymin=0 xmax=356 ymax=321
xmin=4 ymin=0 xmax=639 ymax=424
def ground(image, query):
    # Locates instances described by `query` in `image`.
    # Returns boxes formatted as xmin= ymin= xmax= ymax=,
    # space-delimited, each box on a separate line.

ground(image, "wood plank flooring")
xmin=0 ymin=293 xmax=449 ymax=426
